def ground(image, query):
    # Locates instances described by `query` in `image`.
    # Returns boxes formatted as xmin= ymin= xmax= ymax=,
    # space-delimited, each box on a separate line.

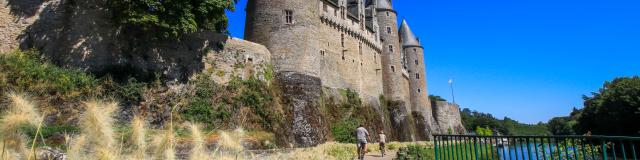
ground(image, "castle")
xmin=244 ymin=0 xmax=452 ymax=144
xmin=0 ymin=0 xmax=465 ymax=147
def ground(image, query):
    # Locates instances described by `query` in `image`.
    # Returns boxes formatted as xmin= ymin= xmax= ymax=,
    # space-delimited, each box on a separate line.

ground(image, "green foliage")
xmin=181 ymin=74 xmax=283 ymax=129
xmin=475 ymin=126 xmax=493 ymax=136
xmin=429 ymin=95 xmax=447 ymax=102
xmin=462 ymin=108 xmax=550 ymax=135
xmin=396 ymin=145 xmax=436 ymax=160
xmin=0 ymin=50 xmax=153 ymax=107
xmin=541 ymin=139 xmax=600 ymax=160
xmin=331 ymin=117 xmax=361 ymax=143
xmin=575 ymin=76 xmax=640 ymax=136
xmin=110 ymin=0 xmax=235 ymax=39
xmin=325 ymin=89 xmax=382 ymax=143
xmin=0 ymin=50 xmax=100 ymax=99
xmin=548 ymin=116 xmax=576 ymax=135
xmin=103 ymin=77 xmax=147 ymax=103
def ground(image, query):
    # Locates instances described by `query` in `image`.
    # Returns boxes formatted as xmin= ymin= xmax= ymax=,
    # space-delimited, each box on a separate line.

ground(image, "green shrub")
xmin=0 ymin=50 xmax=100 ymax=99
xmin=181 ymin=74 xmax=283 ymax=129
xmin=331 ymin=117 xmax=361 ymax=143
xmin=110 ymin=0 xmax=235 ymax=39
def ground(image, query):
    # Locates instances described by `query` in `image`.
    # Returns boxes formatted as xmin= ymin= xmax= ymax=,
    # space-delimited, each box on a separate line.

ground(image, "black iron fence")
xmin=434 ymin=135 xmax=640 ymax=160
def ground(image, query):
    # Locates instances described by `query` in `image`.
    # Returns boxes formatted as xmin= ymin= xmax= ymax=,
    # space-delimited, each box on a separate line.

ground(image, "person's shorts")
xmin=379 ymin=142 xmax=385 ymax=148
xmin=358 ymin=139 xmax=367 ymax=145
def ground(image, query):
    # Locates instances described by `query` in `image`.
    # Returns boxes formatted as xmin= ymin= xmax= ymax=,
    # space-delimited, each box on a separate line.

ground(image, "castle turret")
xmin=375 ymin=0 xmax=416 ymax=141
xmin=245 ymin=0 xmax=325 ymax=147
xmin=400 ymin=20 xmax=440 ymax=140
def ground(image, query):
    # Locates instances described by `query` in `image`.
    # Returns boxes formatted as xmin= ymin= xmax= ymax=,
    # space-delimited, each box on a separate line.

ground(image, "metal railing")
xmin=434 ymin=135 xmax=640 ymax=160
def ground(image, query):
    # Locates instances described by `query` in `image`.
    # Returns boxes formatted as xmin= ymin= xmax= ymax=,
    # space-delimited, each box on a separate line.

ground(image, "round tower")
xmin=375 ymin=0 xmax=416 ymax=141
xmin=244 ymin=0 xmax=325 ymax=147
xmin=400 ymin=19 xmax=440 ymax=140
xmin=245 ymin=0 xmax=321 ymax=77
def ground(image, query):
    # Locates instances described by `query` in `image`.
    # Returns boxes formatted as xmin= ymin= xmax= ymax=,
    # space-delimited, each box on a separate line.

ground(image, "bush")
xmin=181 ymin=74 xmax=283 ymax=130
xmin=110 ymin=0 xmax=235 ymax=39
xmin=331 ymin=117 xmax=361 ymax=143
xmin=0 ymin=50 xmax=100 ymax=100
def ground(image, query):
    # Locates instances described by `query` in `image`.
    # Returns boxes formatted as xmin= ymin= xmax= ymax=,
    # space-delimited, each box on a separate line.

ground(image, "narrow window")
xmin=284 ymin=10 xmax=293 ymax=24
xmin=320 ymin=50 xmax=325 ymax=56
xmin=386 ymin=12 xmax=390 ymax=17
xmin=323 ymin=4 xmax=328 ymax=12
xmin=416 ymin=73 xmax=420 ymax=79
xmin=386 ymin=27 xmax=391 ymax=34
xmin=413 ymin=48 xmax=417 ymax=52
xmin=418 ymin=89 xmax=422 ymax=93
xmin=391 ymin=66 xmax=395 ymax=72
xmin=358 ymin=43 xmax=363 ymax=55
xmin=415 ymin=60 xmax=419 ymax=65
xmin=374 ymin=54 xmax=377 ymax=64
xmin=341 ymin=34 xmax=345 ymax=47
xmin=389 ymin=45 xmax=394 ymax=52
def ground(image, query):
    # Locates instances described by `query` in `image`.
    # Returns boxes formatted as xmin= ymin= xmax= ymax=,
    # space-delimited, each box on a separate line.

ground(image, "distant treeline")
xmin=460 ymin=108 xmax=549 ymax=136
xmin=429 ymin=95 xmax=550 ymax=136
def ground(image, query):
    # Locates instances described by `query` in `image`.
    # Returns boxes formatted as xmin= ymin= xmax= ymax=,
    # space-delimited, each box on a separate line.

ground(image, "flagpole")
xmin=449 ymin=79 xmax=456 ymax=104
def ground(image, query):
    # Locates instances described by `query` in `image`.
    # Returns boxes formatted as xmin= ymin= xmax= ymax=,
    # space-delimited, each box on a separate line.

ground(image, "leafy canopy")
xmin=575 ymin=76 xmax=640 ymax=136
xmin=110 ymin=0 xmax=236 ymax=38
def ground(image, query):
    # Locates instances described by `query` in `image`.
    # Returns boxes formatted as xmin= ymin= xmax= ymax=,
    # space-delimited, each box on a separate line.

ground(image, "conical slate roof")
xmin=376 ymin=0 xmax=393 ymax=10
xmin=399 ymin=20 xmax=422 ymax=47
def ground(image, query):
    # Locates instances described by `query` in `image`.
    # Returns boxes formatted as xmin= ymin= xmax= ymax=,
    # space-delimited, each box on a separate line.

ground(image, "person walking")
xmin=379 ymin=130 xmax=386 ymax=157
xmin=356 ymin=124 xmax=370 ymax=160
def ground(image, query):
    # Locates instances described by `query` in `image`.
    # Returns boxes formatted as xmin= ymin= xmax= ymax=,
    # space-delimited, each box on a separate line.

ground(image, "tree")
xmin=429 ymin=95 xmax=447 ymax=102
xmin=575 ymin=77 xmax=640 ymax=136
xmin=475 ymin=126 xmax=493 ymax=136
xmin=110 ymin=0 xmax=236 ymax=39
xmin=548 ymin=117 xmax=576 ymax=135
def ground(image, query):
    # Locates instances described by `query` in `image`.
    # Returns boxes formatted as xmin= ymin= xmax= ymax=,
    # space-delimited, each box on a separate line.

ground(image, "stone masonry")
xmin=0 ymin=0 xmax=466 ymax=147
xmin=244 ymin=0 xmax=465 ymax=144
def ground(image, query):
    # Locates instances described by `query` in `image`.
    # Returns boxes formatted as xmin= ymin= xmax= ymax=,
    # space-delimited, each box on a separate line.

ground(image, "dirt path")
xmin=363 ymin=150 xmax=397 ymax=160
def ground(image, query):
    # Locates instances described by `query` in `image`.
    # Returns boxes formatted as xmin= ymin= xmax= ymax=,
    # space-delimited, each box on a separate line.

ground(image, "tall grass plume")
xmin=0 ymin=93 xmax=41 ymax=160
xmin=131 ymin=116 xmax=147 ymax=160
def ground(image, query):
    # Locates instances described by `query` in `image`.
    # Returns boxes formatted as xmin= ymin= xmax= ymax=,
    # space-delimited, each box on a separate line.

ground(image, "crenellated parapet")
xmin=320 ymin=13 xmax=382 ymax=52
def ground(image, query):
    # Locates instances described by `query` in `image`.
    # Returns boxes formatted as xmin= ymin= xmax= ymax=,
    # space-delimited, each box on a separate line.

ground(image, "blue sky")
xmin=225 ymin=0 xmax=640 ymax=124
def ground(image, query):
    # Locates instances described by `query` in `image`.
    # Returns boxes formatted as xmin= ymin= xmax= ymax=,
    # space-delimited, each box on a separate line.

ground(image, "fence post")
xmin=603 ymin=140 xmax=608 ymax=160
xmin=435 ymin=136 xmax=440 ymax=160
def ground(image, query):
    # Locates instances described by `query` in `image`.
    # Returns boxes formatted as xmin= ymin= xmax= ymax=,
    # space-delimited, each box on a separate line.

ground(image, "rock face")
xmin=433 ymin=101 xmax=467 ymax=134
xmin=1 ymin=0 xmax=272 ymax=82
xmin=276 ymin=72 xmax=327 ymax=147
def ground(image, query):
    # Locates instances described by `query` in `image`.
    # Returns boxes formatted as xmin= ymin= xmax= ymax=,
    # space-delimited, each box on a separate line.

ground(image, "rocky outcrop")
xmin=433 ymin=101 xmax=466 ymax=134
xmin=276 ymin=72 xmax=328 ymax=147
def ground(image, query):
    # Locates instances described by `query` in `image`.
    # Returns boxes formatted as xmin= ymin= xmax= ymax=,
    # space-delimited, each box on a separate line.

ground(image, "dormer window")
xmin=284 ymin=10 xmax=293 ymax=24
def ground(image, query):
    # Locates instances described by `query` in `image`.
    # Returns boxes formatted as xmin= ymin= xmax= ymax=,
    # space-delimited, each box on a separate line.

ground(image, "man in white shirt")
xmin=356 ymin=124 xmax=370 ymax=160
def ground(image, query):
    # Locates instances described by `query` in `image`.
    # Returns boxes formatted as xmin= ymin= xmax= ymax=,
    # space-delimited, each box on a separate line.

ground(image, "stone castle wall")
xmin=0 ymin=0 xmax=271 ymax=83
xmin=316 ymin=1 xmax=384 ymax=107
xmin=433 ymin=101 xmax=467 ymax=134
